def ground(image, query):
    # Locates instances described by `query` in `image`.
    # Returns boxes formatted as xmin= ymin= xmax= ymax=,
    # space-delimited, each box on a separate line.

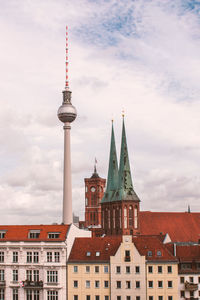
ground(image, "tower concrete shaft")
xmin=63 ymin=123 xmax=72 ymax=224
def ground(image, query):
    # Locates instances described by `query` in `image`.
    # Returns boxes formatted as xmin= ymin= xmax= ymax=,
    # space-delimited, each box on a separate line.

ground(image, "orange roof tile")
xmin=0 ymin=224 xmax=70 ymax=242
xmin=133 ymin=235 xmax=177 ymax=262
xmin=140 ymin=212 xmax=200 ymax=243
xmin=68 ymin=236 xmax=122 ymax=262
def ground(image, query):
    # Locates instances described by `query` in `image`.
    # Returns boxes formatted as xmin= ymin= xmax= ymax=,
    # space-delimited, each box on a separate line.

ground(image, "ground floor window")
xmin=47 ymin=291 xmax=58 ymax=300
xmin=13 ymin=289 xmax=18 ymax=300
xmin=26 ymin=289 xmax=40 ymax=300
xmin=0 ymin=289 xmax=4 ymax=300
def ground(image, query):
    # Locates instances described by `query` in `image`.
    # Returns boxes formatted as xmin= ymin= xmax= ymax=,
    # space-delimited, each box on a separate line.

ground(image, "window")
xmin=198 ymin=277 xmax=200 ymax=283
xmin=157 ymin=251 xmax=162 ymax=256
xmin=47 ymin=271 xmax=58 ymax=283
xmin=148 ymin=281 xmax=153 ymax=288
xmin=0 ymin=270 xmax=4 ymax=281
xmin=86 ymin=280 xmax=90 ymax=288
xmin=126 ymin=266 xmax=130 ymax=273
xmin=126 ymin=297 xmax=131 ymax=300
xmin=158 ymin=266 xmax=162 ymax=273
xmin=148 ymin=266 xmax=153 ymax=273
xmin=181 ymin=263 xmax=192 ymax=270
xmin=86 ymin=252 xmax=91 ymax=257
xmin=27 ymin=252 xmax=32 ymax=263
xmin=0 ymin=232 xmax=5 ymax=239
xmin=189 ymin=277 xmax=193 ymax=283
xmin=95 ymin=281 xmax=100 ymax=288
xmin=149 ymin=297 xmax=153 ymax=300
xmin=0 ymin=252 xmax=4 ymax=263
xmin=167 ymin=266 xmax=172 ymax=273
xmin=86 ymin=266 xmax=90 ymax=273
xmin=126 ymin=281 xmax=131 ymax=289
xmin=29 ymin=230 xmax=40 ymax=238
xmin=26 ymin=290 xmax=39 ymax=300
xmin=74 ymin=296 xmax=78 ymax=300
xmin=158 ymin=297 xmax=163 ymax=300
xmin=47 ymin=252 xmax=52 ymax=262
xmin=158 ymin=281 xmax=163 ymax=288
xmin=116 ymin=266 xmax=121 ymax=273
xmin=190 ymin=291 xmax=194 ymax=297
xmin=136 ymin=297 xmax=140 ymax=300
xmin=13 ymin=289 xmax=18 ymax=300
xmin=34 ymin=270 xmax=39 ymax=282
xmin=125 ymin=250 xmax=130 ymax=261
xmin=74 ymin=280 xmax=78 ymax=288
xmin=135 ymin=266 xmax=140 ymax=273
xmin=48 ymin=233 xmax=60 ymax=239
xmin=104 ymin=266 xmax=108 ymax=273
xmin=180 ymin=277 xmax=184 ymax=283
xmin=13 ymin=252 xmax=18 ymax=263
xmin=117 ymin=296 xmax=121 ymax=300
xmin=13 ymin=270 xmax=18 ymax=282
xmin=168 ymin=281 xmax=173 ymax=288
xmin=95 ymin=296 xmax=100 ymax=300
xmin=74 ymin=266 xmax=78 ymax=273
xmin=54 ymin=252 xmax=60 ymax=262
xmin=95 ymin=266 xmax=99 ymax=273
xmin=96 ymin=252 xmax=100 ymax=256
xmin=168 ymin=297 xmax=173 ymax=300
xmin=116 ymin=281 xmax=121 ymax=288
xmin=147 ymin=251 xmax=152 ymax=257
xmin=136 ymin=281 xmax=140 ymax=288
xmin=86 ymin=296 xmax=90 ymax=300
xmin=104 ymin=281 xmax=109 ymax=288
xmin=180 ymin=291 xmax=185 ymax=298
xmin=33 ymin=252 xmax=39 ymax=263
xmin=105 ymin=297 xmax=109 ymax=300
xmin=26 ymin=270 xmax=32 ymax=281
xmin=0 ymin=289 xmax=4 ymax=300
xmin=47 ymin=290 xmax=58 ymax=300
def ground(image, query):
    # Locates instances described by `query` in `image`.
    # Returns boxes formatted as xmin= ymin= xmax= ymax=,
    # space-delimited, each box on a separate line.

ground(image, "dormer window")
xmin=0 ymin=231 xmax=6 ymax=239
xmin=147 ymin=251 xmax=152 ymax=257
xmin=29 ymin=230 xmax=40 ymax=239
xmin=48 ymin=232 xmax=60 ymax=239
xmin=96 ymin=251 xmax=100 ymax=256
xmin=157 ymin=250 xmax=162 ymax=256
xmin=86 ymin=252 xmax=91 ymax=257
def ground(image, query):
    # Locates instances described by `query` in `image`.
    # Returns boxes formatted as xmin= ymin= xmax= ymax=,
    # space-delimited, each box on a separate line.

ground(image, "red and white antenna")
xmin=65 ymin=26 xmax=69 ymax=90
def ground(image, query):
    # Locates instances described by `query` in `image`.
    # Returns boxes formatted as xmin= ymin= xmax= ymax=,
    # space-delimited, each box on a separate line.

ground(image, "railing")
xmin=185 ymin=281 xmax=198 ymax=291
xmin=22 ymin=280 xmax=43 ymax=288
xmin=124 ymin=256 xmax=131 ymax=262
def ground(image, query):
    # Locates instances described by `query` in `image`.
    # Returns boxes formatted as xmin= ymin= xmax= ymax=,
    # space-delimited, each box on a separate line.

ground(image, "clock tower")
xmin=84 ymin=165 xmax=106 ymax=227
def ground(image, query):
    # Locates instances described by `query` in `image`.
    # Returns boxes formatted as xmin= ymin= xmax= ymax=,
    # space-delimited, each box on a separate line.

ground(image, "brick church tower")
xmin=101 ymin=118 xmax=140 ymax=236
xmin=84 ymin=166 xmax=106 ymax=227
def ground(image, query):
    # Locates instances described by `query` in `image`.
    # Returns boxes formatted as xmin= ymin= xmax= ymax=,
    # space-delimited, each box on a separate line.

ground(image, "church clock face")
xmin=90 ymin=187 xmax=96 ymax=192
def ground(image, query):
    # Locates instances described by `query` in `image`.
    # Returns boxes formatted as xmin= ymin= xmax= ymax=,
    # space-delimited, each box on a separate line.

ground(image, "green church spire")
xmin=116 ymin=116 xmax=140 ymax=202
xmin=101 ymin=121 xmax=118 ymax=203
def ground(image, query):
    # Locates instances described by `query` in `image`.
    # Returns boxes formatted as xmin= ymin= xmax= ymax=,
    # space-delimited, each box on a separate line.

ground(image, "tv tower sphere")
xmin=57 ymin=90 xmax=77 ymax=123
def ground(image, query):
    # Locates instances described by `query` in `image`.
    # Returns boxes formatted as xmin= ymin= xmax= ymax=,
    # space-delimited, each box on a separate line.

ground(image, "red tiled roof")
xmin=140 ymin=212 xmax=200 ymax=243
xmin=0 ymin=224 xmax=70 ymax=242
xmin=176 ymin=245 xmax=200 ymax=262
xmin=68 ymin=236 xmax=122 ymax=262
xmin=133 ymin=235 xmax=177 ymax=262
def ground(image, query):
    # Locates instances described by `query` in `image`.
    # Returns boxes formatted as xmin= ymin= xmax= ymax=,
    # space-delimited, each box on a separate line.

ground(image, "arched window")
xmin=85 ymin=198 xmax=88 ymax=206
xmin=134 ymin=206 xmax=138 ymax=229
xmin=108 ymin=209 xmax=110 ymax=229
xmin=129 ymin=205 xmax=133 ymax=226
xmin=119 ymin=208 xmax=122 ymax=229
xmin=124 ymin=207 xmax=127 ymax=229
xmin=113 ymin=209 xmax=115 ymax=229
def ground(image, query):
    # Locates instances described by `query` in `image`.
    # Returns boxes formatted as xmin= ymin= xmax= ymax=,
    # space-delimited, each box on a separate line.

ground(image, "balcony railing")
xmin=22 ymin=280 xmax=43 ymax=288
xmin=0 ymin=281 xmax=5 ymax=287
xmin=185 ymin=281 xmax=198 ymax=291
xmin=124 ymin=256 xmax=131 ymax=262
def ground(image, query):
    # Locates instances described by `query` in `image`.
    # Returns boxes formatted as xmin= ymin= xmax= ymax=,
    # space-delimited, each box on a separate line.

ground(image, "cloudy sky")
xmin=0 ymin=0 xmax=200 ymax=224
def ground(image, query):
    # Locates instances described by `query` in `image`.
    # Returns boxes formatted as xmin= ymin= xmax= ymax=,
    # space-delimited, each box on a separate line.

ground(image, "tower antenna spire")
xmin=65 ymin=26 xmax=69 ymax=90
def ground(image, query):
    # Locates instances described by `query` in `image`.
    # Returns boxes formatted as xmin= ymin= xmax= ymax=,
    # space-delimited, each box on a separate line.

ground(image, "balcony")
xmin=22 ymin=280 xmax=43 ymax=289
xmin=185 ymin=281 xmax=198 ymax=291
xmin=0 ymin=281 xmax=5 ymax=287
xmin=124 ymin=256 xmax=131 ymax=262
